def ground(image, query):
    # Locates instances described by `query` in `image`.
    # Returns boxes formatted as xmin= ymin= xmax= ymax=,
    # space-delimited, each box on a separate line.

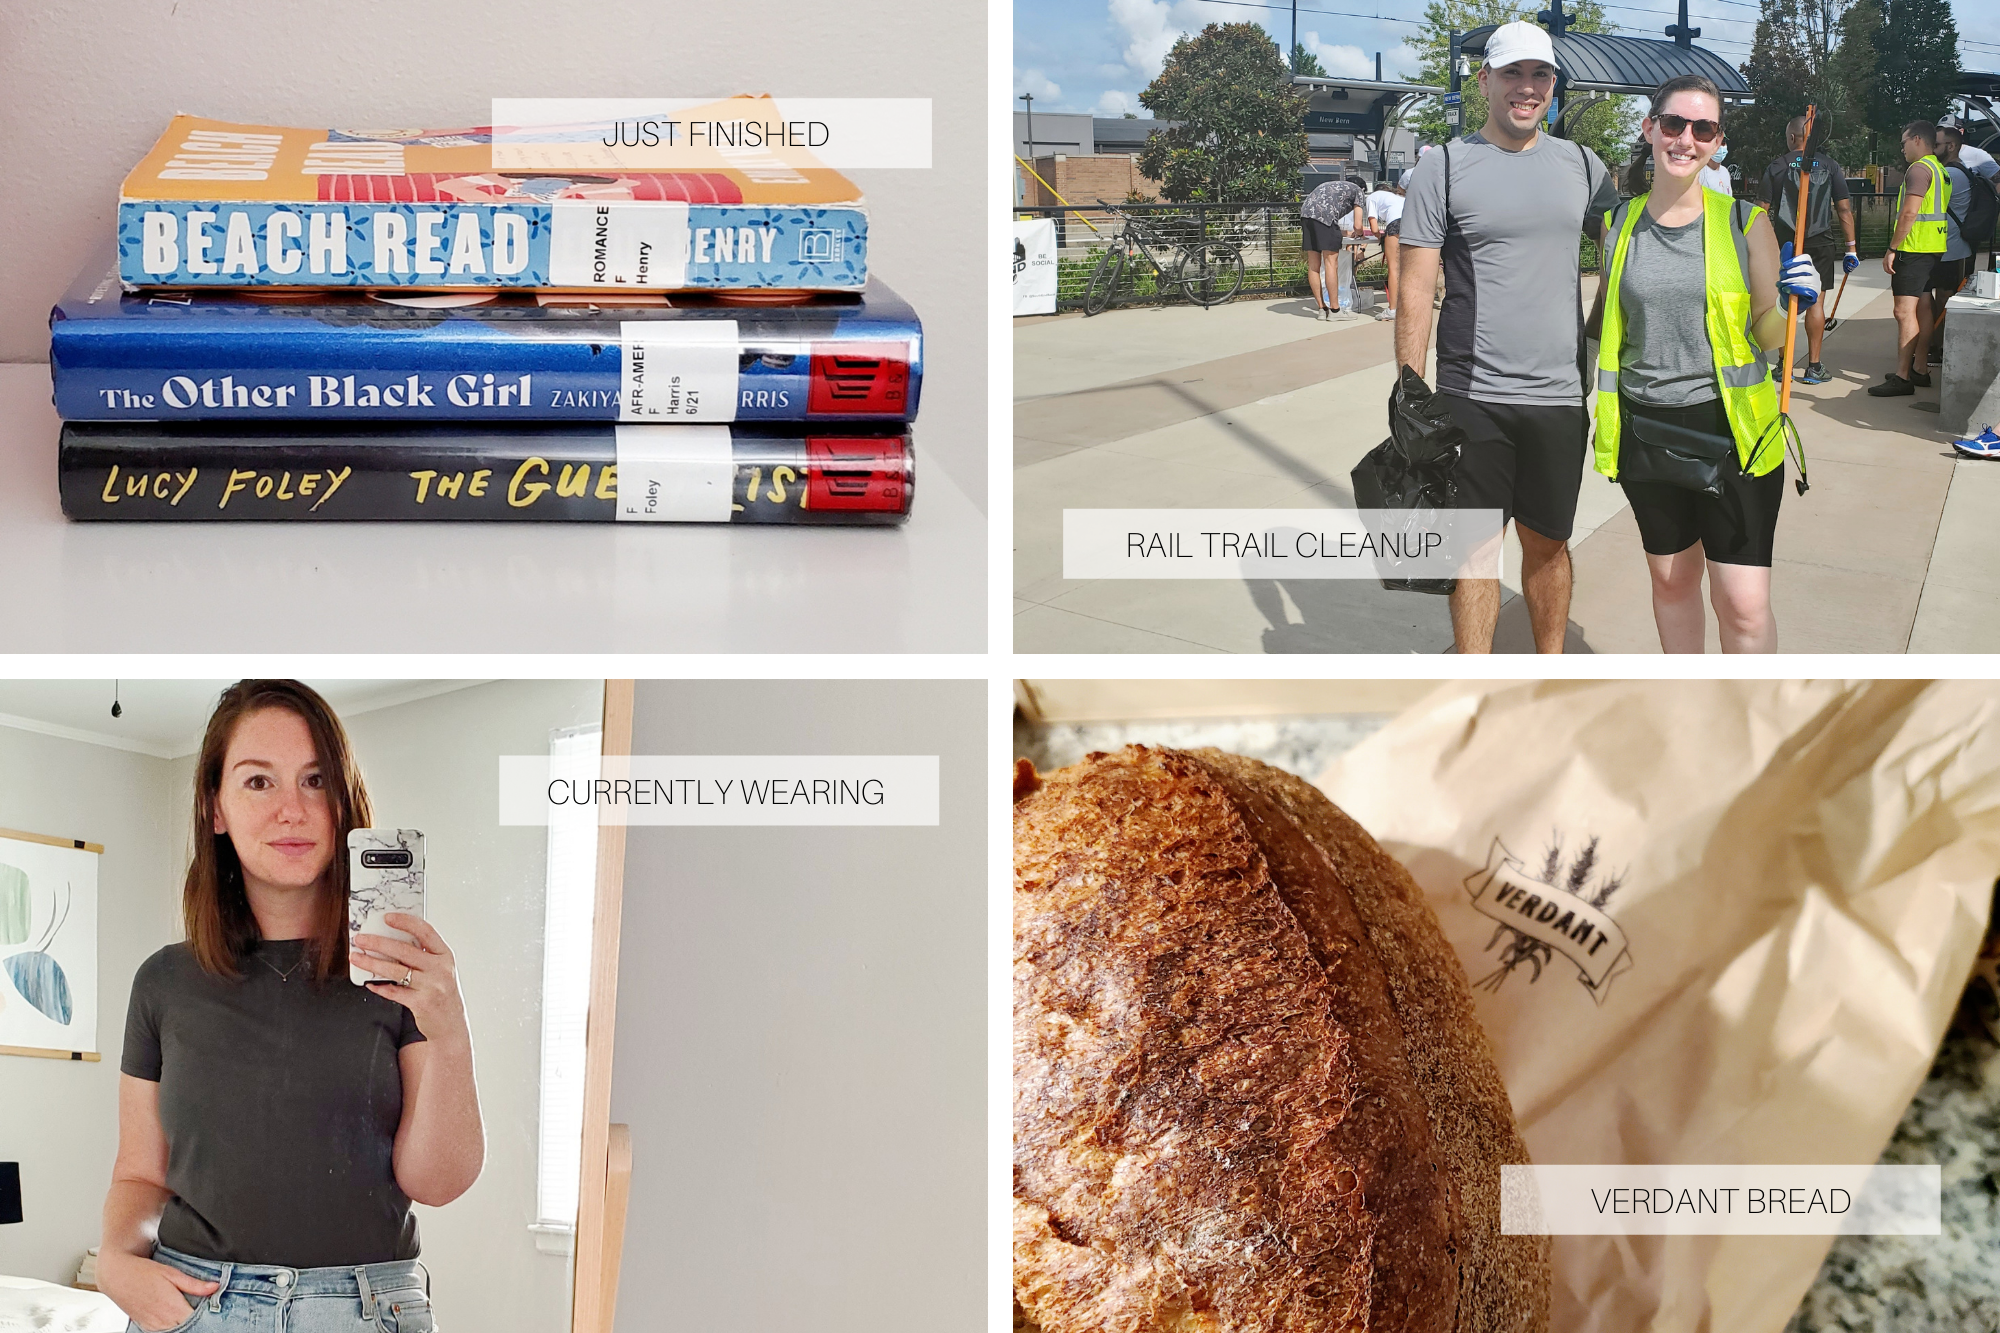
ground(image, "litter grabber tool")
xmin=1761 ymin=104 xmax=1821 ymax=495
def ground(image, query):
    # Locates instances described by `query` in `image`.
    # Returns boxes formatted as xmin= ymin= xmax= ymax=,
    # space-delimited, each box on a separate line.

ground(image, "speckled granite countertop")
xmin=1014 ymin=714 xmax=2000 ymax=1332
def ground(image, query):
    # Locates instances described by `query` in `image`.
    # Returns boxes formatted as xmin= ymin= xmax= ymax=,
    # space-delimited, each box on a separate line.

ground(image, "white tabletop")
xmin=0 ymin=363 xmax=984 ymax=653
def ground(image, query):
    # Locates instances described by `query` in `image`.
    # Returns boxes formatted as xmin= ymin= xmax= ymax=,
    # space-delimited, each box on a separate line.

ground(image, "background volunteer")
xmin=1300 ymin=176 xmax=1365 ymax=318
xmin=1365 ymin=181 xmax=1404 ymax=322
xmin=1758 ymin=117 xmax=1856 ymax=385
xmin=1869 ymin=121 xmax=1951 ymax=398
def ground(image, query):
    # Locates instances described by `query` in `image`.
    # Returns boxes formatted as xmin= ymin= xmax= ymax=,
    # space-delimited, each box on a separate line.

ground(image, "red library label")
xmin=806 ymin=437 xmax=909 ymax=512
xmin=807 ymin=342 xmax=911 ymax=416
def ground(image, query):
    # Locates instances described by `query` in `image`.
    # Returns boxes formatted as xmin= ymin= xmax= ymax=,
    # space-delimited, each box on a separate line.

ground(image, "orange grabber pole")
xmin=1779 ymin=105 xmax=1816 ymax=414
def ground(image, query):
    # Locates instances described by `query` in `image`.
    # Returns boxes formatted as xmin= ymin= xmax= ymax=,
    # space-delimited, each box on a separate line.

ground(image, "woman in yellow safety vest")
xmin=1587 ymin=75 xmax=1821 ymax=653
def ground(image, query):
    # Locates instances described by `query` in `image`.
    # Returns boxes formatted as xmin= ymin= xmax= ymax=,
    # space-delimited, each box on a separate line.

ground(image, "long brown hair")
xmin=184 ymin=680 xmax=371 ymax=983
xmin=1626 ymin=74 xmax=1726 ymax=196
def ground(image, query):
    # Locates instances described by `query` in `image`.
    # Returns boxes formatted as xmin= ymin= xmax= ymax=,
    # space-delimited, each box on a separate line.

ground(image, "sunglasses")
xmin=1654 ymin=113 xmax=1722 ymax=143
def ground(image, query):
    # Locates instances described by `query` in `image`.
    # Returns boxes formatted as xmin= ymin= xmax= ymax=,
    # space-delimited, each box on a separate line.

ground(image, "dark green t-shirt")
xmin=121 ymin=939 xmax=426 ymax=1267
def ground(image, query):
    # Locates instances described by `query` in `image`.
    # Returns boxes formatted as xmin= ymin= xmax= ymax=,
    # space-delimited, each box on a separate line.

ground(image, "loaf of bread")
xmin=1013 ymin=746 xmax=1548 ymax=1333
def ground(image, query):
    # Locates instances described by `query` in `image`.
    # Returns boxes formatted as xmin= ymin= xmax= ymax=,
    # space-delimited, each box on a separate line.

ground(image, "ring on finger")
xmin=402 ymin=969 xmax=414 ymax=987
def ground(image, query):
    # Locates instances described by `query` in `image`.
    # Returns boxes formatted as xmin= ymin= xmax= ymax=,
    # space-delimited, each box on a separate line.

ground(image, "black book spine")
xmin=59 ymin=423 xmax=913 ymax=524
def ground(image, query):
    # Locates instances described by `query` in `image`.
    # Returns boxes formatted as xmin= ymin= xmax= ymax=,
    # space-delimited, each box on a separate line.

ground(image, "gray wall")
xmin=0 ymin=728 xmax=174 ymax=1284
xmin=0 ymin=0 xmax=986 ymax=510
xmin=610 ymin=680 xmax=985 ymax=1333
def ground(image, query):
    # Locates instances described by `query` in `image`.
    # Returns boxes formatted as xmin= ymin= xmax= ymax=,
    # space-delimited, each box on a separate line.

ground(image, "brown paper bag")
xmin=1316 ymin=680 xmax=2000 ymax=1333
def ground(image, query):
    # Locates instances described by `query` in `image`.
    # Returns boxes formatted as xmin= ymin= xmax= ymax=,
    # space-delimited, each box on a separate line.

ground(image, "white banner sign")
xmin=489 ymin=97 xmax=931 ymax=170
xmin=1501 ymin=1165 xmax=1941 ymax=1236
xmin=499 ymin=755 xmax=939 ymax=826
xmin=1013 ymin=218 xmax=1057 ymax=316
xmin=1063 ymin=508 xmax=1505 ymax=580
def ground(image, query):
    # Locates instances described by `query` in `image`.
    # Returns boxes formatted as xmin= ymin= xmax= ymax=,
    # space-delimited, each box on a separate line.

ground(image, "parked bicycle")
xmin=1082 ymin=202 xmax=1247 ymax=316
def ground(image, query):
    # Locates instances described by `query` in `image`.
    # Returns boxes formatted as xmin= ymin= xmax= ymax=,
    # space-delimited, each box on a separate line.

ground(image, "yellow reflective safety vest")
xmin=1594 ymin=189 xmax=1784 ymax=480
xmin=1895 ymin=154 xmax=1950 ymax=253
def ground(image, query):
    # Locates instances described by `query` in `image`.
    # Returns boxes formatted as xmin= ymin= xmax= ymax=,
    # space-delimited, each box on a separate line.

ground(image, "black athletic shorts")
xmin=1890 ymin=250 xmax=1939 ymax=297
xmin=1300 ymin=217 xmax=1345 ymax=252
xmin=1804 ymin=235 xmax=1847 ymax=288
xmin=1616 ymin=394 xmax=1784 ymax=567
xmin=1439 ymin=393 xmax=1589 ymax=543
xmin=1928 ymin=256 xmax=1969 ymax=295
xmin=1381 ymin=218 xmax=1402 ymax=238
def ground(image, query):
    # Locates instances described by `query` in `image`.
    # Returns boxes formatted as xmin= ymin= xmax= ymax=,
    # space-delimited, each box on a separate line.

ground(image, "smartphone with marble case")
xmin=348 ymin=829 xmax=426 ymax=987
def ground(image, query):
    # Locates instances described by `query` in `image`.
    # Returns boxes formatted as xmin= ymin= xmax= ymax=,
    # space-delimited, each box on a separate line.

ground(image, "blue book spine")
xmin=52 ymin=271 xmax=921 ymax=424
xmin=116 ymin=200 xmax=867 ymax=289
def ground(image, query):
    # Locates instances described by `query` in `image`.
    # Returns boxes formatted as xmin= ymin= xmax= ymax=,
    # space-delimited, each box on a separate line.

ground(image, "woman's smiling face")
xmin=1646 ymin=89 xmax=1723 ymax=182
xmin=212 ymin=706 xmax=335 ymax=896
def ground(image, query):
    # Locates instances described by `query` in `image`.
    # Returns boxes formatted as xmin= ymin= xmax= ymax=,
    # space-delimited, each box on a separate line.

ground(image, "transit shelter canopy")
xmin=1461 ymin=26 xmax=1751 ymax=97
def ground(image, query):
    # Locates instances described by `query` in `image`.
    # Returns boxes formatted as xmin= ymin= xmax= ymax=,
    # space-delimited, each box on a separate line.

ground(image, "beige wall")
xmin=0 ymin=727 xmax=175 ymax=1284
xmin=0 ymin=0 xmax=986 ymax=508
xmin=5 ymin=680 xmax=600 ymax=1333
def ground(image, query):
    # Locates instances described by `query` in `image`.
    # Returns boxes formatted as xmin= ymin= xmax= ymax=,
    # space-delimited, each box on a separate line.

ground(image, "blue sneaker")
xmin=1796 ymin=362 xmax=1832 ymax=384
xmin=1954 ymin=426 xmax=2000 ymax=459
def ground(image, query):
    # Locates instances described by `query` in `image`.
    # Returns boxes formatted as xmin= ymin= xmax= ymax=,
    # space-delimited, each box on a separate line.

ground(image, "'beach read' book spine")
xmin=52 ymin=263 xmax=920 ymax=423
xmin=118 ymin=116 xmax=867 ymax=290
xmin=61 ymin=422 xmax=912 ymax=524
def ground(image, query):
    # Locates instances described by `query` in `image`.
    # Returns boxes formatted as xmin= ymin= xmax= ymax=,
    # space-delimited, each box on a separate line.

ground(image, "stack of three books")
xmin=52 ymin=110 xmax=919 ymax=524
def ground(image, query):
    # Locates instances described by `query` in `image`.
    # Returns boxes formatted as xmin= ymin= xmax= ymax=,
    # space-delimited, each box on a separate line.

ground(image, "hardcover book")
xmin=118 ymin=107 xmax=868 ymax=290
xmin=53 ymin=254 xmax=920 ymax=423
xmin=60 ymin=421 xmax=913 ymax=524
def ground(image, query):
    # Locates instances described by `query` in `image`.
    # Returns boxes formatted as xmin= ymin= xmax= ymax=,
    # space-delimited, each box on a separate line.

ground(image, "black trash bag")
xmin=1349 ymin=365 xmax=1469 ymax=595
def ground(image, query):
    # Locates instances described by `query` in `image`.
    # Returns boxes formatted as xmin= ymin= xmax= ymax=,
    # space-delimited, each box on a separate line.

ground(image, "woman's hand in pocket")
xmin=98 ymin=1248 xmax=216 ymax=1332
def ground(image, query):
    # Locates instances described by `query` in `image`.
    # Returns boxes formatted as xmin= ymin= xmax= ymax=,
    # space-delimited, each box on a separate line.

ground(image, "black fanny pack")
xmin=1620 ymin=408 xmax=1738 ymax=499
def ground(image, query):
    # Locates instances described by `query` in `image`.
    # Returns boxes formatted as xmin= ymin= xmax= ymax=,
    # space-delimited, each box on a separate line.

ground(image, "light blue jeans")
xmin=130 ymin=1246 xmax=434 ymax=1333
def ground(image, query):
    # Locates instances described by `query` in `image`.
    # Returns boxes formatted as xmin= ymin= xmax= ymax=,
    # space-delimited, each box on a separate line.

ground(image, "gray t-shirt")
xmin=1943 ymin=163 xmax=1973 ymax=261
xmin=1617 ymin=210 xmax=1718 ymax=408
xmin=1402 ymin=131 xmax=1619 ymax=404
xmin=122 ymin=939 xmax=426 ymax=1267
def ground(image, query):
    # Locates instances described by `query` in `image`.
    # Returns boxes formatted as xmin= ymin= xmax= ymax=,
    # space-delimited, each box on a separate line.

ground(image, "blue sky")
xmin=1013 ymin=0 xmax=2000 ymax=119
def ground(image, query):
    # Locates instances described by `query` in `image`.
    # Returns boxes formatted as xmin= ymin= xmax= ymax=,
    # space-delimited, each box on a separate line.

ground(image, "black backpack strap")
xmin=1442 ymin=139 xmax=1453 ymax=230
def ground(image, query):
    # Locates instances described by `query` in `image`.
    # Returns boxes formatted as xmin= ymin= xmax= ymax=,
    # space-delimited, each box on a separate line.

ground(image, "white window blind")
xmin=535 ymin=724 xmax=602 ymax=1239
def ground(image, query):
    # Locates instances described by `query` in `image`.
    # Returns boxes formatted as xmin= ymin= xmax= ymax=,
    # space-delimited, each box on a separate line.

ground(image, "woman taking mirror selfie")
xmin=1589 ymin=75 xmax=1820 ymax=654
xmin=98 ymin=680 xmax=483 ymax=1333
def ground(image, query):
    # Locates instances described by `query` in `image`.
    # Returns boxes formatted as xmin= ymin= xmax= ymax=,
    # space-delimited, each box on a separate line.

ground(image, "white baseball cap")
xmin=1482 ymin=21 xmax=1559 ymax=73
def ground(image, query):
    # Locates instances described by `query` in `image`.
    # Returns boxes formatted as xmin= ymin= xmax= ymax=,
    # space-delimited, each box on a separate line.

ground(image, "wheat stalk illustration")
xmin=1475 ymin=835 xmax=1625 ymax=994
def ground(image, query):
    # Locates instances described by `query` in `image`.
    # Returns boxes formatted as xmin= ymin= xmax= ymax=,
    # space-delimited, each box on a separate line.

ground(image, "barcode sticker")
xmin=620 ymin=320 xmax=740 ymax=421
xmin=614 ymin=423 xmax=734 ymax=522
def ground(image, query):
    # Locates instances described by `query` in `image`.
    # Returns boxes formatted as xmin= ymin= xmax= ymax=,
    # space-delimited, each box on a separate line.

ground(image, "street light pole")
xmin=1019 ymin=92 xmax=1035 ymax=162
xmin=1447 ymin=29 xmax=1463 ymax=142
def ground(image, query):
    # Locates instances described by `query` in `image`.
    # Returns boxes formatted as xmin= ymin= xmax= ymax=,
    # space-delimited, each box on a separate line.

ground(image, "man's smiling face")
xmin=1480 ymin=60 xmax=1556 ymax=135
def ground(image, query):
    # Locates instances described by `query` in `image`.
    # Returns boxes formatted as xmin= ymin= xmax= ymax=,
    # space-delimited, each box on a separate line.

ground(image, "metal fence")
xmin=1015 ymin=203 xmax=1333 ymax=311
xmin=1014 ymin=191 xmax=1912 ymax=314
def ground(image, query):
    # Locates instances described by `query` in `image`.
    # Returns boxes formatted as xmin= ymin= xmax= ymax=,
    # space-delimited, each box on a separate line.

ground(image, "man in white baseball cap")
xmin=1395 ymin=19 xmax=1618 ymax=653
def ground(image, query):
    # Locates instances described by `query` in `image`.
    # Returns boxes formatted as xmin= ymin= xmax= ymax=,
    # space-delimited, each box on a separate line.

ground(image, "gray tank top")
xmin=1617 ymin=208 xmax=1719 ymax=407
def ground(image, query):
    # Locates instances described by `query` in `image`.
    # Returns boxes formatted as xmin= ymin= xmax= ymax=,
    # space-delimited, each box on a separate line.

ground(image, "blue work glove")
xmin=1778 ymin=241 xmax=1821 ymax=308
xmin=1842 ymin=248 xmax=1859 ymax=274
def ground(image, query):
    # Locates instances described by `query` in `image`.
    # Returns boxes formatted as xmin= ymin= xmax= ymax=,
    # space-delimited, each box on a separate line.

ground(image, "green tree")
xmin=1138 ymin=23 xmax=1310 ymax=201
xmin=1824 ymin=0 xmax=1882 ymax=166
xmin=1292 ymin=42 xmax=1328 ymax=77
xmin=1873 ymin=0 xmax=1958 ymax=130
xmin=1736 ymin=0 xmax=1821 ymax=181
xmin=1406 ymin=0 xmax=1637 ymax=168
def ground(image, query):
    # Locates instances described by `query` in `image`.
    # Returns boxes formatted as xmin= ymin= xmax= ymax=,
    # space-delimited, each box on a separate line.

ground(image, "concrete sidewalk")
xmin=1014 ymin=270 xmax=1998 ymax=653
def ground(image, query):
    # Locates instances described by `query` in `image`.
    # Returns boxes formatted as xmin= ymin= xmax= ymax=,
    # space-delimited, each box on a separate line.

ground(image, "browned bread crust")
xmin=1014 ymin=746 xmax=1549 ymax=1333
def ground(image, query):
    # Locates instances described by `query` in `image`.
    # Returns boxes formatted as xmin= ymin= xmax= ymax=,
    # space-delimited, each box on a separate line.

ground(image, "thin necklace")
xmin=258 ymin=949 xmax=308 ymax=983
